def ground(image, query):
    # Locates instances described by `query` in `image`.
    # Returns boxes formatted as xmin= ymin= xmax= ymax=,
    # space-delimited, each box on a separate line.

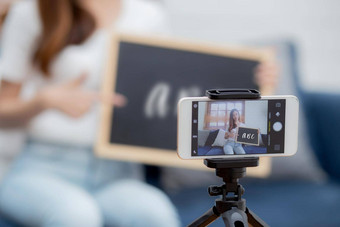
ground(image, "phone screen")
xmin=191 ymin=99 xmax=286 ymax=156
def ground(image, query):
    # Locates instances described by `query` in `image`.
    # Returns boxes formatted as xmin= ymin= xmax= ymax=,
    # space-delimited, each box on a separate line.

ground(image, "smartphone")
xmin=177 ymin=96 xmax=299 ymax=159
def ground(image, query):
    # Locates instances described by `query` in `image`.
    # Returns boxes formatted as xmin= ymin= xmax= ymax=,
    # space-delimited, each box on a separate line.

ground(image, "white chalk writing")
xmin=242 ymin=133 xmax=255 ymax=140
xmin=144 ymin=82 xmax=202 ymax=119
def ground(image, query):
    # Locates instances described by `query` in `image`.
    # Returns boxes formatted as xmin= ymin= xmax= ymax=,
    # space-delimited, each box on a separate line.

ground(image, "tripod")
xmin=188 ymin=158 xmax=268 ymax=227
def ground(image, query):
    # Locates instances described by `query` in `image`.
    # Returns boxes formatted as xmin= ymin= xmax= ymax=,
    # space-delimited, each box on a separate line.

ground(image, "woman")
xmin=0 ymin=0 xmax=179 ymax=226
xmin=223 ymin=109 xmax=246 ymax=155
xmin=0 ymin=0 xmax=14 ymax=29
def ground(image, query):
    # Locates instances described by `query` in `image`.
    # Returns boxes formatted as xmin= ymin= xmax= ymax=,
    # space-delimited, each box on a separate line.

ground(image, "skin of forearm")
xmin=0 ymin=95 xmax=45 ymax=128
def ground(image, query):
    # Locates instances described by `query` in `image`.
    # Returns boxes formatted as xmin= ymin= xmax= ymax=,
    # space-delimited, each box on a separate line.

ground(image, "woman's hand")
xmin=254 ymin=59 xmax=280 ymax=95
xmin=224 ymin=131 xmax=230 ymax=139
xmin=229 ymin=131 xmax=236 ymax=139
xmin=225 ymin=131 xmax=236 ymax=139
xmin=37 ymin=75 xmax=126 ymax=118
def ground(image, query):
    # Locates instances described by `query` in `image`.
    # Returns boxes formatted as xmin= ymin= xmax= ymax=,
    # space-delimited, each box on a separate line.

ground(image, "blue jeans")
xmin=0 ymin=141 xmax=180 ymax=227
xmin=223 ymin=140 xmax=246 ymax=155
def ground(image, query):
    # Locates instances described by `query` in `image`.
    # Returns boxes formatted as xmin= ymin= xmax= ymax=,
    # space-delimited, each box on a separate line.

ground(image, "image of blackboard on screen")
xmin=236 ymin=127 xmax=260 ymax=146
xmin=95 ymin=33 xmax=272 ymax=172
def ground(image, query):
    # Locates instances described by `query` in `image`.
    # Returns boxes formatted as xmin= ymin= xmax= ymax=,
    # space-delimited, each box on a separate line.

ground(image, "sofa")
xmin=198 ymin=129 xmax=267 ymax=156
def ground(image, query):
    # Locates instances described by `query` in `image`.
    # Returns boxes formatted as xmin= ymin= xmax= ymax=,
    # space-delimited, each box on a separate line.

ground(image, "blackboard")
xmin=96 ymin=34 xmax=270 ymax=169
xmin=236 ymin=127 xmax=260 ymax=146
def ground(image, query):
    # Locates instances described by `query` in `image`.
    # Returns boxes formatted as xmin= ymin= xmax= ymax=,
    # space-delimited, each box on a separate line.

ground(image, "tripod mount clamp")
xmin=205 ymin=88 xmax=262 ymax=194
xmin=204 ymin=88 xmax=262 ymax=172
xmin=206 ymin=88 xmax=261 ymax=100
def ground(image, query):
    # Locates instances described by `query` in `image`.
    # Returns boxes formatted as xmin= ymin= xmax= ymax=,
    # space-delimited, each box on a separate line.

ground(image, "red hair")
xmin=228 ymin=109 xmax=241 ymax=132
xmin=34 ymin=0 xmax=96 ymax=76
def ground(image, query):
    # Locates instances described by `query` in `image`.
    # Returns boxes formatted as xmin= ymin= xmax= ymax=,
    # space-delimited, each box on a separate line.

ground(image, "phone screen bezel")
xmin=177 ymin=96 xmax=299 ymax=159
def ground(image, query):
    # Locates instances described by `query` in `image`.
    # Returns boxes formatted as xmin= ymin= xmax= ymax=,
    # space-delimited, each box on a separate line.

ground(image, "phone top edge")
xmin=180 ymin=95 xmax=298 ymax=100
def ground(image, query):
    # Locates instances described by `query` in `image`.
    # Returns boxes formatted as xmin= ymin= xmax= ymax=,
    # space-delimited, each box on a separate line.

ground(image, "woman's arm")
xmin=0 ymin=75 xmax=127 ymax=128
xmin=0 ymin=80 xmax=45 ymax=127
xmin=0 ymin=75 xmax=94 ymax=127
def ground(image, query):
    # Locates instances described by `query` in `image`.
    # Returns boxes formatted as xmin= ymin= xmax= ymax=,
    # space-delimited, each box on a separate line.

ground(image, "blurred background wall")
xmin=163 ymin=0 xmax=340 ymax=92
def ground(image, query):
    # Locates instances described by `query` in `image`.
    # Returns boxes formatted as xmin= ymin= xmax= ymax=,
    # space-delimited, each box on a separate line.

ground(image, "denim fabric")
xmin=223 ymin=140 xmax=245 ymax=155
xmin=0 ymin=141 xmax=180 ymax=227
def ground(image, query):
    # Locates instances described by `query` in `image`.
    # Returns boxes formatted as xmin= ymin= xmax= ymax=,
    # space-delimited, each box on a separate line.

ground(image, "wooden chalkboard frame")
xmin=95 ymin=33 xmax=272 ymax=176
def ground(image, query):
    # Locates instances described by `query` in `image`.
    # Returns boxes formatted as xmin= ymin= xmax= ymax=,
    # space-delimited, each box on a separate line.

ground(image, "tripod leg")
xmin=188 ymin=207 xmax=219 ymax=227
xmin=221 ymin=207 xmax=248 ymax=227
xmin=245 ymin=208 xmax=269 ymax=227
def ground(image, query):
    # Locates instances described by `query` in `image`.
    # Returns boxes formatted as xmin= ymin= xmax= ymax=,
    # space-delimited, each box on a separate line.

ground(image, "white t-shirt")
xmin=226 ymin=122 xmax=245 ymax=141
xmin=0 ymin=0 xmax=168 ymax=147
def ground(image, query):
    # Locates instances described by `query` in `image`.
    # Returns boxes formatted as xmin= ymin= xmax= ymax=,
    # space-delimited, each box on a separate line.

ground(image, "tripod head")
xmin=188 ymin=158 xmax=268 ymax=227
xmin=205 ymin=158 xmax=258 ymax=215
